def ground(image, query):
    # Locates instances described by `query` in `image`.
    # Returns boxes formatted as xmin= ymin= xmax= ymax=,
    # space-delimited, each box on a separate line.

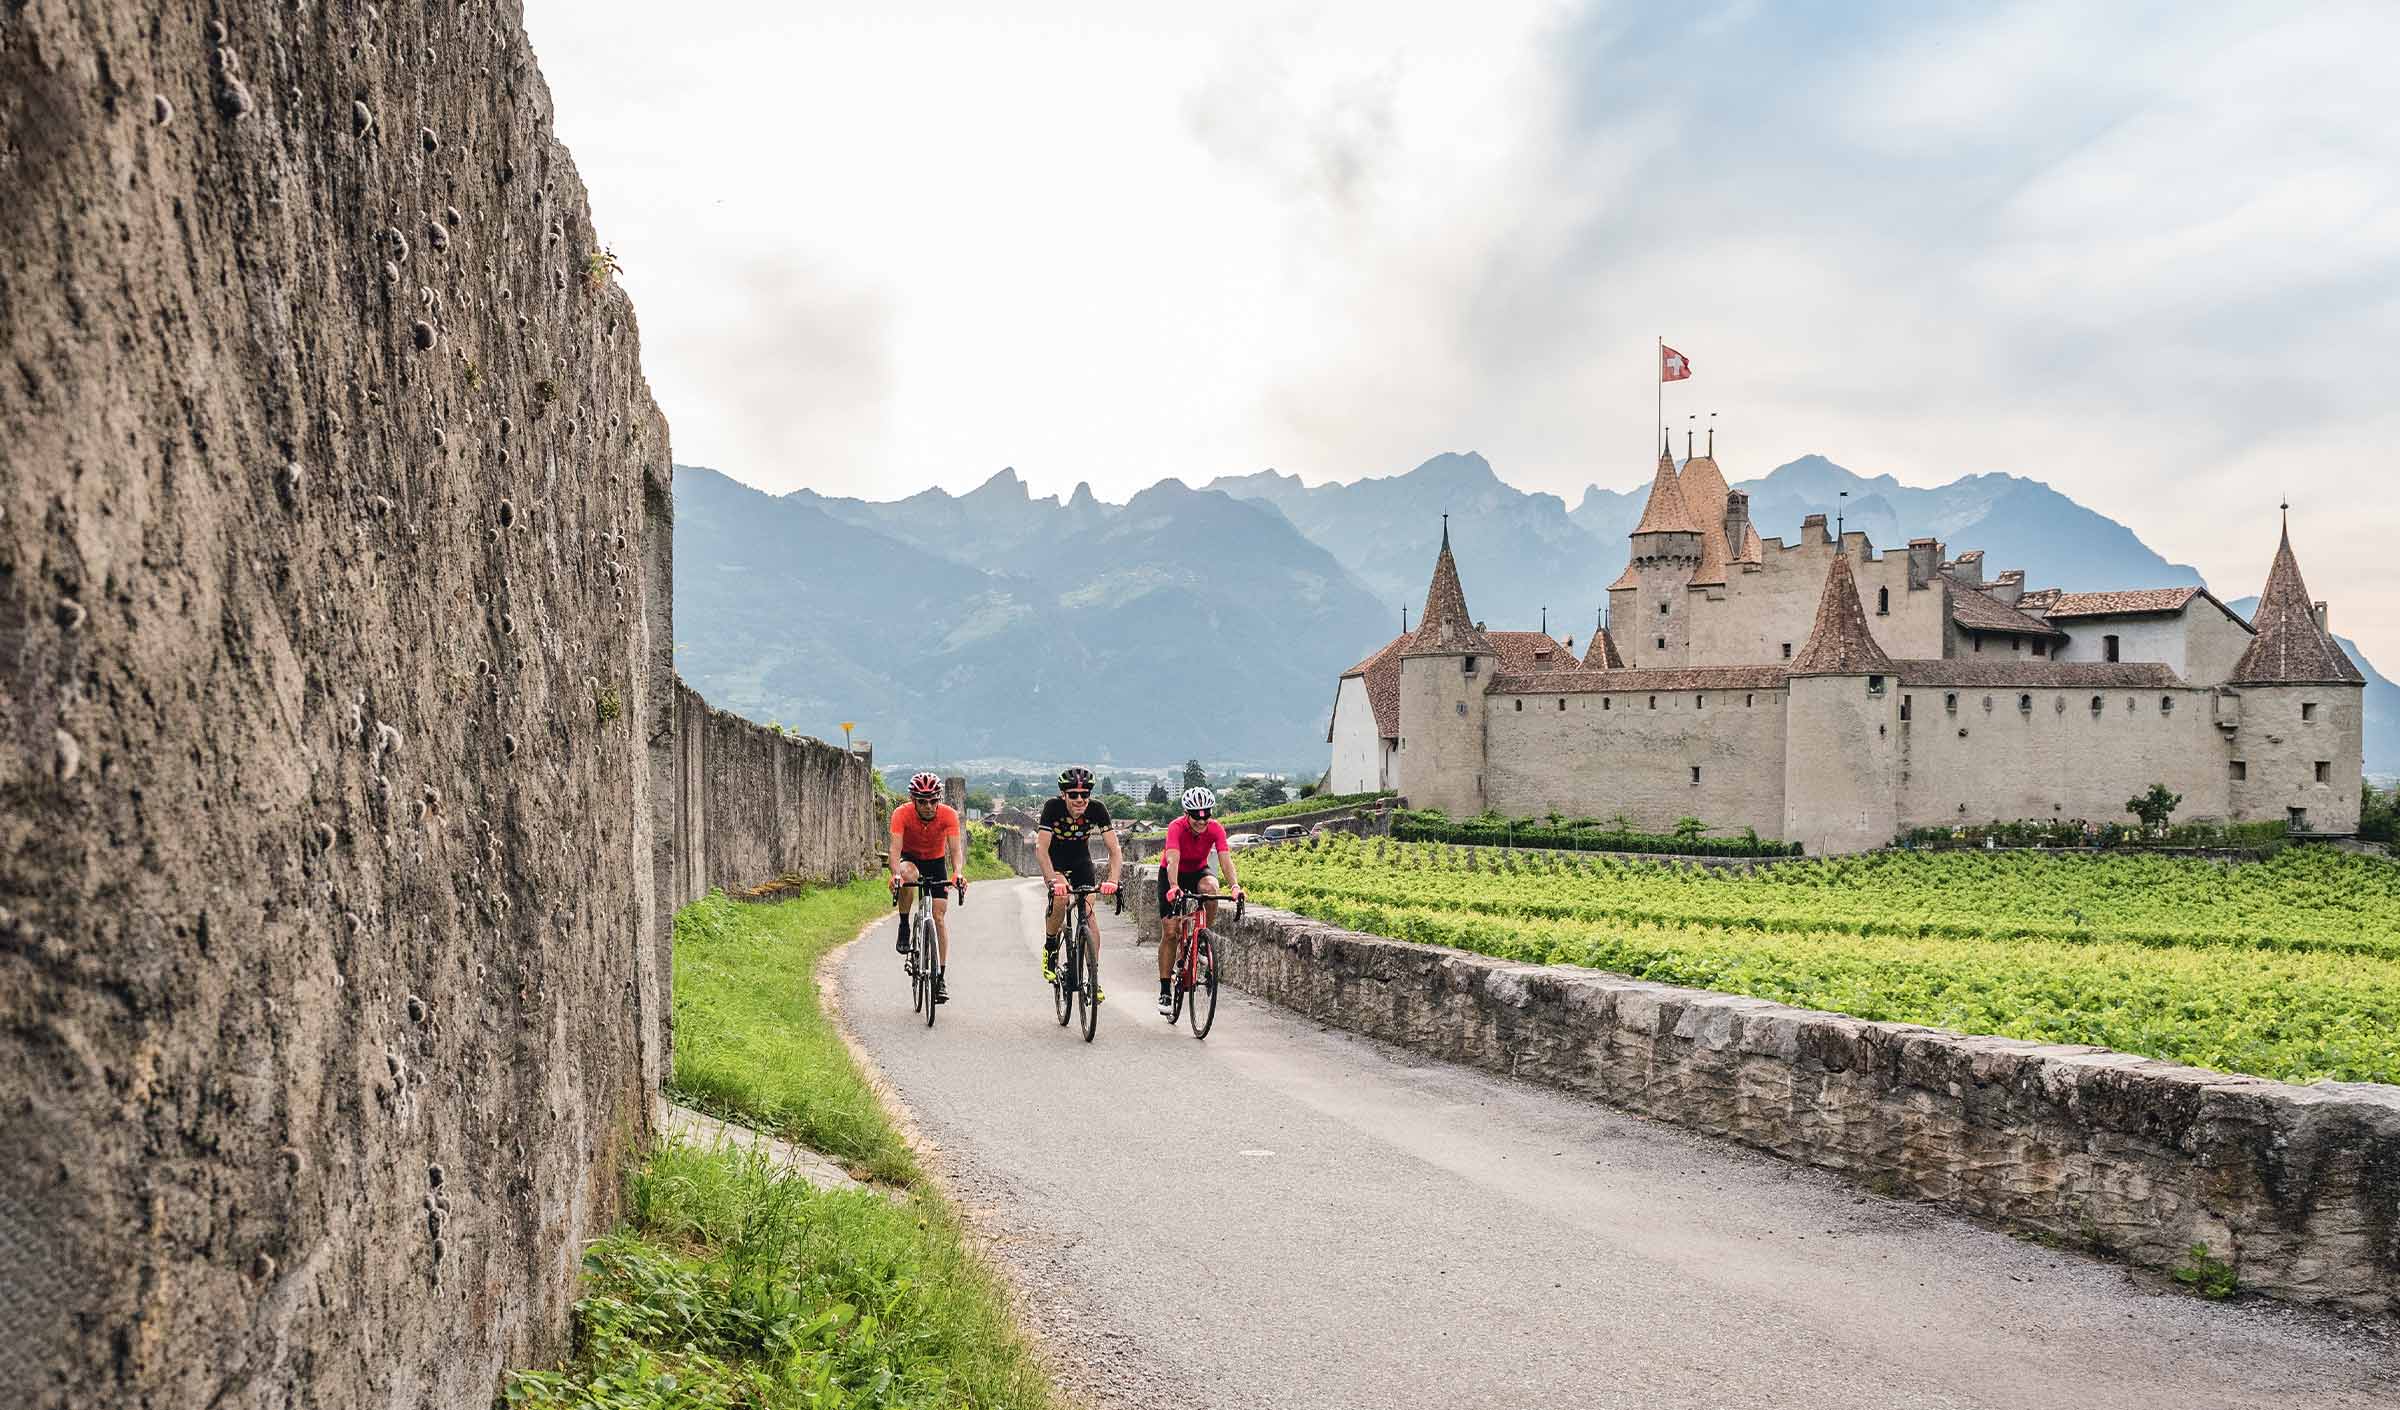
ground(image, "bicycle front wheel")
xmin=921 ymin=923 xmax=939 ymax=1029
xmin=910 ymin=915 xmax=927 ymax=1013
xmin=1188 ymin=930 xmax=1217 ymax=1039
xmin=1078 ymin=925 xmax=1100 ymax=1043
xmin=1053 ymin=915 xmax=1075 ymax=1027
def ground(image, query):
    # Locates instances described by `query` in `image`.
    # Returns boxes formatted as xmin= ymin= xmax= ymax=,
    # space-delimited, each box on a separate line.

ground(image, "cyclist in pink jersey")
xmin=1156 ymin=786 xmax=1241 ymax=1015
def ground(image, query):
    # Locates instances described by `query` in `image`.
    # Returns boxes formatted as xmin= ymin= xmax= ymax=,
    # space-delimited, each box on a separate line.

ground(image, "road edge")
xmin=819 ymin=891 xmax=1108 ymax=1410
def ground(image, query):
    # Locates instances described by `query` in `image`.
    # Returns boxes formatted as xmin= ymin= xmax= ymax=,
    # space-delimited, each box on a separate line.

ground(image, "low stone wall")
xmin=1132 ymin=875 xmax=2400 ymax=1312
xmin=657 ymin=680 xmax=877 ymax=908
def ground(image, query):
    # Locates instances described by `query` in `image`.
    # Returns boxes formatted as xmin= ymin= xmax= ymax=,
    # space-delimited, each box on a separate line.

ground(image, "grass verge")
xmin=502 ymin=878 xmax=1053 ymax=1408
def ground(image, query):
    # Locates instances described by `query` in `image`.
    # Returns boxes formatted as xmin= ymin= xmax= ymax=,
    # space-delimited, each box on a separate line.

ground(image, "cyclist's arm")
xmin=1035 ymin=829 xmax=1060 ymax=886
xmin=886 ymin=819 xmax=904 ymax=881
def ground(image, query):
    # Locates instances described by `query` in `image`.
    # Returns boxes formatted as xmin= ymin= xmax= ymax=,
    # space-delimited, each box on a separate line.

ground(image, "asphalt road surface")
xmin=838 ymin=877 xmax=2395 ymax=1410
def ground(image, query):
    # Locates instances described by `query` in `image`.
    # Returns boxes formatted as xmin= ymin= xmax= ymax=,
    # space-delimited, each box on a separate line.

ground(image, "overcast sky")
xmin=525 ymin=0 xmax=2399 ymax=668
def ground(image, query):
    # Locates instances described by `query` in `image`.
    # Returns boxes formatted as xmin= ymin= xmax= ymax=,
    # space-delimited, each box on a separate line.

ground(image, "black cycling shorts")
xmin=901 ymin=854 xmax=950 ymax=888
xmin=1160 ymin=865 xmax=1209 ymax=902
xmin=1052 ymin=854 xmax=1096 ymax=889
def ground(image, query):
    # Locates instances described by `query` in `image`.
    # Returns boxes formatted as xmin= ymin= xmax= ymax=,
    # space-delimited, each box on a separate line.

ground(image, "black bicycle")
xmin=1051 ymin=883 xmax=1118 ymax=1043
xmin=903 ymin=877 xmax=959 ymax=1028
xmin=1164 ymin=888 xmax=1242 ymax=1039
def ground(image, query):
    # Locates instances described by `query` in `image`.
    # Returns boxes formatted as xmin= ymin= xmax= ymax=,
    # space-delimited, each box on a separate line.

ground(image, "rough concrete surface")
xmin=0 ymin=3 xmax=685 ymax=1404
xmin=844 ymin=879 xmax=2397 ymax=1410
xmin=1120 ymin=875 xmax=2400 ymax=1316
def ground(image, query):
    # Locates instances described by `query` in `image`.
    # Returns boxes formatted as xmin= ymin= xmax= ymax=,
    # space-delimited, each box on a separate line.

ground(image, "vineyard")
xmin=1237 ymin=837 xmax=2400 ymax=1085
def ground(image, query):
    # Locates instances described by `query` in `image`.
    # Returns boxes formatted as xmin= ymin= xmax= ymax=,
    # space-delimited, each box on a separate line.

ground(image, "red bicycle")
xmin=1162 ymin=886 xmax=1241 ymax=1039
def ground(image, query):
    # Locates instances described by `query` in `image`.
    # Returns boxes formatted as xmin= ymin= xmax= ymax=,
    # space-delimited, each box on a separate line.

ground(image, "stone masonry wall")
xmin=658 ymin=679 xmax=877 ymax=908
xmin=1131 ymin=875 xmax=2400 ymax=1313
xmin=0 ymin=3 xmax=701 ymax=1404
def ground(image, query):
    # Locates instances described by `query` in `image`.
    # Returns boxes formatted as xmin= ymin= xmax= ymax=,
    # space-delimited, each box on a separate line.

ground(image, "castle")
xmin=1325 ymin=446 xmax=2365 ymax=854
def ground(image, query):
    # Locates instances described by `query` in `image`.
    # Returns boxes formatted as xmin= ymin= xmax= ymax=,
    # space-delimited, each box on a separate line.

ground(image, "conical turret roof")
xmin=1790 ymin=555 xmax=1894 ymax=675
xmin=1631 ymin=450 xmax=1702 ymax=535
xmin=2232 ymin=525 xmax=2362 ymax=684
xmin=1402 ymin=522 xmax=1494 ymax=656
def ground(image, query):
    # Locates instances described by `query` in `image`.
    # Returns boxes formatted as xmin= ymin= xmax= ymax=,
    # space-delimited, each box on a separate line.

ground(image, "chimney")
xmin=1800 ymin=512 xmax=1829 ymax=544
xmin=2314 ymin=600 xmax=2330 ymax=633
xmin=1907 ymin=537 xmax=1940 ymax=589
xmin=1989 ymin=569 xmax=2025 ymax=607
xmin=1950 ymin=549 xmax=1985 ymax=588
xmin=1722 ymin=490 xmax=1750 ymax=560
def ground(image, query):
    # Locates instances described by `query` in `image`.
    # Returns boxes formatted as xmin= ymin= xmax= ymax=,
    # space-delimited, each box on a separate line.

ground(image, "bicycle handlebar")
xmin=1164 ymin=890 xmax=1245 ymax=924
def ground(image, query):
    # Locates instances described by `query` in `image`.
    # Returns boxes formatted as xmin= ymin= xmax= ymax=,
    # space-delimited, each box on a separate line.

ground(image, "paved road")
xmin=838 ymin=878 xmax=2395 ymax=1410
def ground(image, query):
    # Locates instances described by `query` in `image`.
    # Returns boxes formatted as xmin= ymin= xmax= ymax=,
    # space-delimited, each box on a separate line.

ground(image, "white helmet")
xmin=1181 ymin=786 xmax=1217 ymax=814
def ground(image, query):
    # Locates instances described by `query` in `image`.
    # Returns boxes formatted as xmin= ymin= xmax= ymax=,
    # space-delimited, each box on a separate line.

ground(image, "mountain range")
xmin=673 ymin=454 xmax=2395 ymax=774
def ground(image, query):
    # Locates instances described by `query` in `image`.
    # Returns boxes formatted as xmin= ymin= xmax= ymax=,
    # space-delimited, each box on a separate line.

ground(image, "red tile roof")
xmin=1489 ymin=631 xmax=1567 ymax=673
xmin=1951 ymin=583 xmax=2068 ymax=639
xmin=1631 ymin=451 xmax=1702 ymax=535
xmin=1891 ymin=660 xmax=2185 ymax=688
xmin=1338 ymin=633 xmax=1407 ymax=739
xmin=2041 ymin=587 xmax=2203 ymax=618
xmin=1402 ymin=528 xmax=1494 ymax=656
xmin=1491 ymin=665 xmax=1790 ymax=694
xmin=2232 ymin=527 xmax=2363 ymax=684
xmin=1582 ymin=628 xmax=1624 ymax=669
xmin=1678 ymin=454 xmax=1737 ymax=585
xmin=1791 ymin=556 xmax=1895 ymax=675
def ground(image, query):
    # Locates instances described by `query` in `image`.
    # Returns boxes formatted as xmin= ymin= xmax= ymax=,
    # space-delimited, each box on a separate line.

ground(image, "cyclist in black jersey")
xmin=1038 ymin=766 xmax=1123 ymax=986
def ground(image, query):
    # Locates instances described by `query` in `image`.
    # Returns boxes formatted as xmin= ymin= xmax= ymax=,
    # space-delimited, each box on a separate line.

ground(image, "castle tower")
xmin=2225 ymin=520 xmax=2364 ymax=833
xmin=1395 ymin=520 xmax=1495 ymax=818
xmin=1611 ymin=445 xmax=1702 ymax=668
xmin=1783 ymin=555 xmax=1901 ymax=854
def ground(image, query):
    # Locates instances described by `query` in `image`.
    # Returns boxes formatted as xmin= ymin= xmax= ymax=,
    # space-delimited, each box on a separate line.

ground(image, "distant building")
xmin=1327 ymin=446 xmax=2364 ymax=854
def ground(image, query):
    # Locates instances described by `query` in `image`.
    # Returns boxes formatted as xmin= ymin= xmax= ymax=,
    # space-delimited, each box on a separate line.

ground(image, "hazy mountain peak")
xmin=967 ymin=466 xmax=1028 ymax=500
xmin=1066 ymin=481 xmax=1099 ymax=510
xmin=1405 ymin=451 xmax=1499 ymax=485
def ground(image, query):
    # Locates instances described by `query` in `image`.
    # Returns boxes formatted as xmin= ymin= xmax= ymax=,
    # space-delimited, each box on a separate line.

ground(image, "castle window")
xmin=1877 ymin=587 xmax=1890 ymax=616
xmin=1867 ymin=675 xmax=1885 ymax=695
xmin=2161 ymin=695 xmax=2174 ymax=714
xmin=2316 ymin=761 xmax=2331 ymax=783
xmin=1983 ymin=695 xmax=1994 ymax=712
xmin=2018 ymin=694 xmax=2033 ymax=712
xmin=2229 ymin=760 xmax=2245 ymax=780
xmin=1690 ymin=766 xmax=1701 ymax=785
xmin=1558 ymin=699 xmax=1566 ymax=711
xmin=1463 ymin=655 xmax=1477 ymax=675
xmin=1695 ymin=694 xmax=1705 ymax=709
xmin=1656 ymin=636 xmax=1666 ymax=651
xmin=1514 ymin=699 xmax=1523 ymax=712
xmin=1972 ymin=635 xmax=1982 ymax=653
xmin=2010 ymin=635 xmax=2021 ymax=653
xmin=1745 ymin=693 xmax=1754 ymax=707
xmin=1945 ymin=693 xmax=1958 ymax=713
xmin=1659 ymin=602 xmax=1669 ymax=614
xmin=1603 ymin=697 xmax=1612 ymax=710
xmin=2301 ymin=702 xmax=2317 ymax=722
xmin=2103 ymin=634 xmax=2120 ymax=663
xmin=1648 ymin=695 xmax=1657 ymax=710
xmin=2032 ymin=639 xmax=2048 ymax=657
xmin=1899 ymin=694 xmax=1913 ymax=721
xmin=2089 ymin=694 xmax=2103 ymax=713
xmin=1781 ymin=642 xmax=1792 ymax=659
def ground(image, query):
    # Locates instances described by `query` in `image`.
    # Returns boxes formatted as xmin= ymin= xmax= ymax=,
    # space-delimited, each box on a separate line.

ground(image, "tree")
xmin=964 ymin=789 xmax=995 ymax=812
xmin=2362 ymin=781 xmax=2398 ymax=844
xmin=1100 ymin=775 xmax=1117 ymax=798
xmin=1145 ymin=780 xmax=1169 ymax=806
xmin=2126 ymin=783 xmax=2182 ymax=834
xmin=1298 ymin=781 xmax=1318 ymax=799
xmin=1100 ymin=792 xmax=1137 ymax=818
xmin=1257 ymin=778 xmax=1289 ymax=807
xmin=1672 ymin=817 xmax=1707 ymax=844
xmin=1183 ymin=758 xmax=1208 ymax=792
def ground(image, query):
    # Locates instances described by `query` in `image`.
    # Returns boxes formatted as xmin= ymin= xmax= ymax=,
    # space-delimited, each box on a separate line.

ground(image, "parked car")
xmin=1308 ymin=820 xmax=1344 ymax=837
xmin=1226 ymin=832 xmax=1265 ymax=850
xmin=1260 ymin=823 xmax=1308 ymax=844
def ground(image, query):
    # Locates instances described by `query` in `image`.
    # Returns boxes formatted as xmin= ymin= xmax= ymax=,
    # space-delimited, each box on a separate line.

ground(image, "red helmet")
xmin=907 ymin=771 xmax=943 ymax=799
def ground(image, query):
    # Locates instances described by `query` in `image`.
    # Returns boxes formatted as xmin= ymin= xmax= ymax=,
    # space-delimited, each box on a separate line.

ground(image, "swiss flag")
xmin=1660 ymin=345 xmax=1692 ymax=382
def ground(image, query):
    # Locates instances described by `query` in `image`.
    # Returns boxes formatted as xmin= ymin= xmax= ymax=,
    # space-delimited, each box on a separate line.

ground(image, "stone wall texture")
xmin=0 ymin=3 xmax=867 ymax=1404
xmin=658 ymin=681 xmax=877 ymax=909
xmin=1131 ymin=876 xmax=2400 ymax=1313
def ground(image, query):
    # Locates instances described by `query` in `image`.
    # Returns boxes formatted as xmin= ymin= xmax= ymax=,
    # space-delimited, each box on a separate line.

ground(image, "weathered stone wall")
xmin=1132 ymin=876 xmax=2400 ymax=1313
xmin=1486 ymin=683 xmax=1788 ymax=837
xmin=1889 ymin=682 xmax=2230 ymax=829
xmin=658 ymin=680 xmax=877 ymax=907
xmin=2229 ymin=684 xmax=2365 ymax=834
xmin=1 ymin=3 xmax=685 ymax=1403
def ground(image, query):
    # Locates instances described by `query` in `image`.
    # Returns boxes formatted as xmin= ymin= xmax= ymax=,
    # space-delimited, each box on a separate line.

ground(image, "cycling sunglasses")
xmin=1063 ymin=788 xmax=1092 ymax=798
xmin=1185 ymin=808 xmax=1212 ymax=819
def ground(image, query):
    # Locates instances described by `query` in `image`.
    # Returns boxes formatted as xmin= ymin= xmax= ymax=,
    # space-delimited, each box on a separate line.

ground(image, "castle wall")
xmin=2227 ymin=686 xmax=2366 ymax=833
xmin=2053 ymin=615 xmax=2192 ymax=678
xmin=1686 ymin=545 xmax=1944 ymax=669
xmin=1484 ymin=686 xmax=1787 ymax=836
xmin=1327 ymin=676 xmax=1388 ymax=795
xmin=1784 ymin=677 xmax=1902 ymax=853
xmin=1889 ymin=685 xmax=2229 ymax=831
xmin=1397 ymin=653 xmax=1486 ymax=816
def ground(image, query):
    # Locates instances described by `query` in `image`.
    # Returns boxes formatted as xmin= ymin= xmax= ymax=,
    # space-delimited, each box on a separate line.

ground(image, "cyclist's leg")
xmin=1156 ymin=864 xmax=1178 ymax=980
xmin=894 ymin=859 xmax=921 ymax=951
xmin=1197 ymin=872 xmax=1221 ymax=930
